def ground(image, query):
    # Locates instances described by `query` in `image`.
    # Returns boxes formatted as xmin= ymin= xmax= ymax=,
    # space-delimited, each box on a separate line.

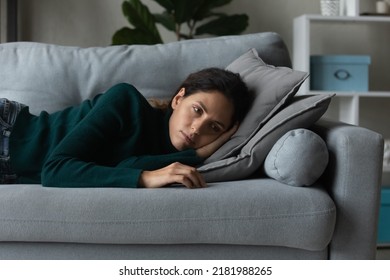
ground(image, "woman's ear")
xmin=171 ymin=88 xmax=185 ymax=110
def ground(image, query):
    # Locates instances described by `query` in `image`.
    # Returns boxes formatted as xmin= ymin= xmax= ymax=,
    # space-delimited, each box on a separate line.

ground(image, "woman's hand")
xmin=196 ymin=123 xmax=238 ymax=158
xmin=139 ymin=162 xmax=206 ymax=189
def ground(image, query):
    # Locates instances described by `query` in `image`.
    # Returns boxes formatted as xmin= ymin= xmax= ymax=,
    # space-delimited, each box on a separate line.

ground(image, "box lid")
xmin=310 ymin=55 xmax=371 ymax=65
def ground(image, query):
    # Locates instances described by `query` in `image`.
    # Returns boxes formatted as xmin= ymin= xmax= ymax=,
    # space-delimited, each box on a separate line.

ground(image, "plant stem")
xmin=175 ymin=23 xmax=181 ymax=41
xmin=187 ymin=20 xmax=196 ymax=39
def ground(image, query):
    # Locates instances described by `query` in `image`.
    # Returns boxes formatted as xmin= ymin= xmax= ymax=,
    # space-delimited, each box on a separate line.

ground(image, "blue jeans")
xmin=0 ymin=98 xmax=25 ymax=184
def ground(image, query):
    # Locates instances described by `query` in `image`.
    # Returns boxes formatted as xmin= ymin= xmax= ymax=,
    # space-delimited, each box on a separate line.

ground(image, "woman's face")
xmin=169 ymin=88 xmax=234 ymax=151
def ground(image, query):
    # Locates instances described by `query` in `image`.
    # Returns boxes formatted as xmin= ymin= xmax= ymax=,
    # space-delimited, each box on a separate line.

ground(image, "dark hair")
xmin=173 ymin=68 xmax=253 ymax=125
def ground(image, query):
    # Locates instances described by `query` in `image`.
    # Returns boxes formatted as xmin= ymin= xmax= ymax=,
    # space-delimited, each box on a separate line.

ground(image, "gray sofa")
xmin=0 ymin=32 xmax=384 ymax=259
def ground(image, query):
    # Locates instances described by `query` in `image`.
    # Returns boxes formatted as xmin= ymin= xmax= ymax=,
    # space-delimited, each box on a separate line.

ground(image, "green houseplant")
xmin=112 ymin=0 xmax=249 ymax=45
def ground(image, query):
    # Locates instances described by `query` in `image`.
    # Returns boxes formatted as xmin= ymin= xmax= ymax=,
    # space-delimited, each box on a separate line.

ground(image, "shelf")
xmin=308 ymin=91 xmax=390 ymax=97
xmin=297 ymin=14 xmax=390 ymax=23
xmin=293 ymin=14 xmax=390 ymax=85
xmin=293 ymin=14 xmax=390 ymax=126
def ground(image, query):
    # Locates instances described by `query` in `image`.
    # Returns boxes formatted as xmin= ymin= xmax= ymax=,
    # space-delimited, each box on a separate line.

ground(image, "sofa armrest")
xmin=312 ymin=119 xmax=384 ymax=259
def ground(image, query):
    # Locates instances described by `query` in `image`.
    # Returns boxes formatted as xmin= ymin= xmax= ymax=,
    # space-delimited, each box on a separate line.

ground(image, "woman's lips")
xmin=180 ymin=131 xmax=195 ymax=146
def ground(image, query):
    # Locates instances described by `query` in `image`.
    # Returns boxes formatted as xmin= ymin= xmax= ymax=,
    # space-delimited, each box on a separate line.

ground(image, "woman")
xmin=0 ymin=68 xmax=252 ymax=188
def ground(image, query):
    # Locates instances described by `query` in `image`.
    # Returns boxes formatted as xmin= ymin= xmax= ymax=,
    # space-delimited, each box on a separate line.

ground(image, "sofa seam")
xmin=0 ymin=207 xmax=336 ymax=225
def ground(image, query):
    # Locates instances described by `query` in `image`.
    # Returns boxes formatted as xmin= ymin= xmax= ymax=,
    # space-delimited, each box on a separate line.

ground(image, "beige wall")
xmin=17 ymin=0 xmax=378 ymax=48
xmin=0 ymin=0 xmax=323 ymax=46
xmin=19 ymin=0 xmax=127 ymax=47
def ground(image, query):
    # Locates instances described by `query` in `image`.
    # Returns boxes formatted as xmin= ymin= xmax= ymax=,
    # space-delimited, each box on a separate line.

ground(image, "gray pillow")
xmin=198 ymin=94 xmax=334 ymax=182
xmin=205 ymin=48 xmax=309 ymax=163
xmin=263 ymin=129 xmax=329 ymax=187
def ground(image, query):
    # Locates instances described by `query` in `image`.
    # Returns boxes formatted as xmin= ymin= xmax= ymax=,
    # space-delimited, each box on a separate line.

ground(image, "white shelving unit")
xmin=293 ymin=14 xmax=390 ymax=126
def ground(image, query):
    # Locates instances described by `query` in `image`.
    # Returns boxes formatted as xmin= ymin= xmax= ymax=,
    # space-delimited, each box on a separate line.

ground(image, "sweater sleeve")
xmin=41 ymin=84 xmax=151 ymax=188
xmin=116 ymin=149 xmax=204 ymax=170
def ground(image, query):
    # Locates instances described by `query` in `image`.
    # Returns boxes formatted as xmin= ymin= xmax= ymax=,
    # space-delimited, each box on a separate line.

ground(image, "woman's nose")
xmin=191 ymin=124 xmax=200 ymax=135
xmin=191 ymin=119 xmax=206 ymax=135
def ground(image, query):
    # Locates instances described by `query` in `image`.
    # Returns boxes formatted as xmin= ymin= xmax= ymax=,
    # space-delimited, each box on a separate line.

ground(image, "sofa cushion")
xmin=263 ymin=129 xmax=329 ymax=187
xmin=206 ymin=49 xmax=309 ymax=162
xmin=0 ymin=182 xmax=336 ymax=251
xmin=198 ymin=94 xmax=334 ymax=182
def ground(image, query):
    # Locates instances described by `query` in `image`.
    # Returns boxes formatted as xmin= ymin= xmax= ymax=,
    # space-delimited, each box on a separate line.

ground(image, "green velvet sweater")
xmin=9 ymin=83 xmax=203 ymax=188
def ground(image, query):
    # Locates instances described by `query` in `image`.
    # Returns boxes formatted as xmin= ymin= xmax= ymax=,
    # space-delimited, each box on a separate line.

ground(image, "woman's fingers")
xmin=171 ymin=163 xmax=206 ymax=188
xmin=139 ymin=162 xmax=206 ymax=188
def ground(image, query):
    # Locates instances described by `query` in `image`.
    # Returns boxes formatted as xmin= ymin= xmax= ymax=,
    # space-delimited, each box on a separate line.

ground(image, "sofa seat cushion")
xmin=0 ymin=182 xmax=336 ymax=251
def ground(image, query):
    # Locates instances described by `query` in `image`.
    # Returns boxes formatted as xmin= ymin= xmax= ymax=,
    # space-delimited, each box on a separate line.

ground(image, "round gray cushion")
xmin=263 ymin=129 xmax=329 ymax=187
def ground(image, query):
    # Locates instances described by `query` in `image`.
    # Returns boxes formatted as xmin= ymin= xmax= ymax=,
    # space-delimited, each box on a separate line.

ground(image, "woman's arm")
xmin=41 ymin=84 xmax=146 ymax=188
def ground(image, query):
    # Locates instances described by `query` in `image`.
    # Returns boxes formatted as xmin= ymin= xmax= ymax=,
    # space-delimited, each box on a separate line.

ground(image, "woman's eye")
xmin=211 ymin=124 xmax=221 ymax=133
xmin=193 ymin=106 xmax=202 ymax=114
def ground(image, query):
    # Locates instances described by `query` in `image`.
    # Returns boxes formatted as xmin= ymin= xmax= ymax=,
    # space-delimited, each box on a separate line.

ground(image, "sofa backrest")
xmin=0 ymin=32 xmax=291 ymax=115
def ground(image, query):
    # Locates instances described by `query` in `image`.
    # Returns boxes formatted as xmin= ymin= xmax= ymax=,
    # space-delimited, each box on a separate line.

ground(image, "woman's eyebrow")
xmin=197 ymin=101 xmax=208 ymax=113
xmin=197 ymin=100 xmax=227 ymax=129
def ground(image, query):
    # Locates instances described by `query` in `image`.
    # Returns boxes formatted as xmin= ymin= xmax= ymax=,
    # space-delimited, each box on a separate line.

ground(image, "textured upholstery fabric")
xmin=0 ymin=33 xmax=291 ymax=115
xmin=199 ymin=94 xmax=333 ymax=182
xmin=0 ymin=243 xmax=328 ymax=260
xmin=0 ymin=181 xmax=336 ymax=251
xmin=263 ymin=129 xmax=329 ymax=187
xmin=311 ymin=119 xmax=384 ymax=259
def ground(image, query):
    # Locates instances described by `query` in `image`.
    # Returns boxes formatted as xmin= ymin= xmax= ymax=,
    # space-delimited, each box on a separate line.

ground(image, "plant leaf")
xmin=195 ymin=14 xmax=248 ymax=36
xmin=207 ymin=0 xmax=233 ymax=8
xmin=193 ymin=0 xmax=233 ymax=22
xmin=171 ymin=0 xmax=201 ymax=24
xmin=153 ymin=0 xmax=175 ymax=12
xmin=122 ymin=0 xmax=162 ymax=42
xmin=153 ymin=12 xmax=175 ymax=31
xmin=112 ymin=27 xmax=162 ymax=45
